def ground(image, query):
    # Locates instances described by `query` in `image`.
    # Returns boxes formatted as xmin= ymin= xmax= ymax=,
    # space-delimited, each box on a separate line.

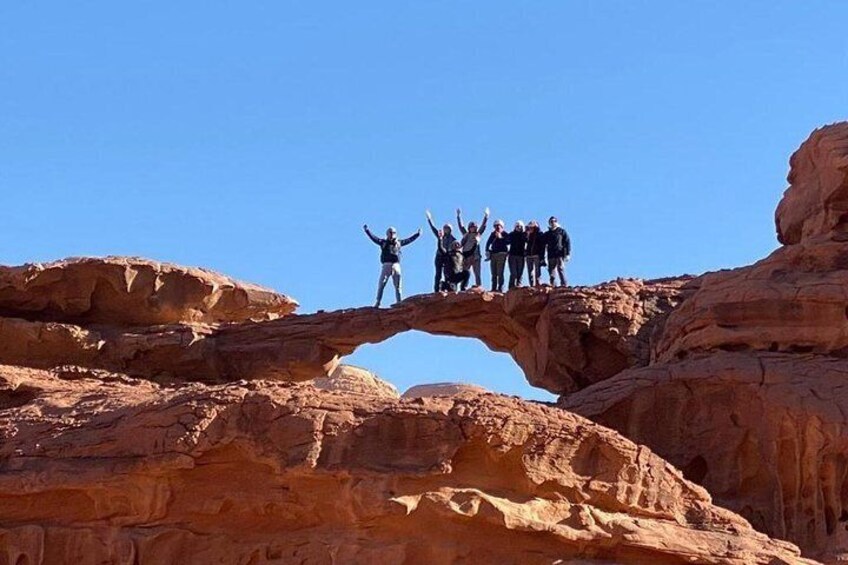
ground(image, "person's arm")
xmin=456 ymin=208 xmax=467 ymax=235
xmin=401 ymin=229 xmax=422 ymax=246
xmin=563 ymin=229 xmax=571 ymax=259
xmin=363 ymin=225 xmax=383 ymax=245
xmin=485 ymin=233 xmax=495 ymax=253
xmin=478 ymin=208 xmax=490 ymax=235
xmin=425 ymin=211 xmax=439 ymax=237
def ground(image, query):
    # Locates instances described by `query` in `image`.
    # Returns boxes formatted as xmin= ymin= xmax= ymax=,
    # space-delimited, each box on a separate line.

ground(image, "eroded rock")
xmin=0 ymin=365 xmax=809 ymax=564
xmin=562 ymin=352 xmax=848 ymax=563
xmin=777 ymin=122 xmax=848 ymax=245
xmin=0 ymin=256 xmax=297 ymax=325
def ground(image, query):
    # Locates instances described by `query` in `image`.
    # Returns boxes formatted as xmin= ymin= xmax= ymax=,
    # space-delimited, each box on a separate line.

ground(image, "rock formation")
xmin=0 ymin=364 xmax=808 ymax=564
xmin=561 ymin=122 xmax=848 ymax=563
xmin=0 ymin=273 xmax=689 ymax=393
xmin=5 ymin=122 xmax=848 ymax=563
xmin=402 ymin=382 xmax=489 ymax=398
xmin=311 ymin=364 xmax=400 ymax=398
xmin=0 ymin=256 xmax=298 ymax=325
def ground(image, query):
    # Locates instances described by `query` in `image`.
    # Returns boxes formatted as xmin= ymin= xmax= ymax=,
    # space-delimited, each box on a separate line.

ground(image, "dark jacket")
xmin=427 ymin=218 xmax=457 ymax=258
xmin=486 ymin=231 xmax=510 ymax=254
xmin=526 ymin=229 xmax=546 ymax=257
xmin=439 ymin=242 xmax=465 ymax=276
xmin=365 ymin=228 xmax=420 ymax=263
xmin=507 ymin=230 xmax=527 ymax=256
xmin=545 ymin=226 xmax=571 ymax=259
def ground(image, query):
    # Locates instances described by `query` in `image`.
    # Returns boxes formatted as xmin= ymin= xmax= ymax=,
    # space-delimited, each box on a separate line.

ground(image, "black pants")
xmin=442 ymin=271 xmax=470 ymax=292
xmin=433 ymin=255 xmax=445 ymax=292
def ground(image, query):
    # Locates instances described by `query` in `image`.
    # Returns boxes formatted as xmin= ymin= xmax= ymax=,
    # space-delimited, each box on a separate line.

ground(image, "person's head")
xmin=386 ymin=227 xmax=398 ymax=239
xmin=528 ymin=220 xmax=539 ymax=232
xmin=514 ymin=220 xmax=525 ymax=232
xmin=468 ymin=221 xmax=479 ymax=233
xmin=442 ymin=224 xmax=452 ymax=235
xmin=451 ymin=241 xmax=462 ymax=251
xmin=494 ymin=219 xmax=504 ymax=232
xmin=548 ymin=216 xmax=558 ymax=229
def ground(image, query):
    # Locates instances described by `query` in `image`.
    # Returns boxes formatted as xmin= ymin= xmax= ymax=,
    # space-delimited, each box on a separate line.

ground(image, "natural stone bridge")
xmin=0 ymin=257 xmax=689 ymax=394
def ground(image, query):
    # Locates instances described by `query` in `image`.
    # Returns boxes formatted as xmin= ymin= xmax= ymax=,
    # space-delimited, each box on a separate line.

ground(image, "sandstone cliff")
xmin=0 ymin=365 xmax=808 ymax=564
xmin=562 ymin=122 xmax=848 ymax=563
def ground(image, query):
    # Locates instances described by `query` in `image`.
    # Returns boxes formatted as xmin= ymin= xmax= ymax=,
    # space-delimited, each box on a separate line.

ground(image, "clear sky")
xmin=2 ymin=3 xmax=846 ymax=400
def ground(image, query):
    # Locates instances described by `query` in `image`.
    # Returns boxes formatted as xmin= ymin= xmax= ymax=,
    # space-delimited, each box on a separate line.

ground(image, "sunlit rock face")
xmin=7 ymin=122 xmax=848 ymax=563
xmin=0 ymin=262 xmax=690 ymax=394
xmin=561 ymin=121 xmax=848 ymax=563
xmin=0 ymin=365 xmax=807 ymax=565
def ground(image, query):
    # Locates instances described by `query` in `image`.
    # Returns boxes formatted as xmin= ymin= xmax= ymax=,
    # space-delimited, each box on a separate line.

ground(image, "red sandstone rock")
xmin=0 ymin=365 xmax=809 ymax=564
xmin=0 ymin=256 xmax=297 ymax=325
xmin=776 ymin=122 xmax=848 ymax=245
xmin=562 ymin=353 xmax=848 ymax=563
xmin=653 ymin=239 xmax=848 ymax=362
xmin=402 ymin=382 xmax=489 ymax=398
xmin=311 ymin=364 xmax=399 ymax=398
xmin=0 ymin=276 xmax=689 ymax=393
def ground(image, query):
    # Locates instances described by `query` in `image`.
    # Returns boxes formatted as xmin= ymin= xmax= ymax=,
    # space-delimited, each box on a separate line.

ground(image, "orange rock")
xmin=776 ymin=122 xmax=848 ymax=245
xmin=0 ymin=256 xmax=297 ymax=325
xmin=402 ymin=382 xmax=489 ymax=398
xmin=311 ymin=364 xmax=399 ymax=398
xmin=562 ymin=352 xmax=848 ymax=563
xmin=0 ymin=365 xmax=809 ymax=564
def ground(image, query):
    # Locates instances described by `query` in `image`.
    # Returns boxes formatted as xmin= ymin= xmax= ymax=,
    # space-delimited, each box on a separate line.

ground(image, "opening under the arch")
xmin=344 ymin=330 xmax=556 ymax=402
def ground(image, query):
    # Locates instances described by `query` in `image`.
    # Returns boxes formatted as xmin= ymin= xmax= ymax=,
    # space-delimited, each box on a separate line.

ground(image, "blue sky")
xmin=2 ymin=2 xmax=846 ymax=400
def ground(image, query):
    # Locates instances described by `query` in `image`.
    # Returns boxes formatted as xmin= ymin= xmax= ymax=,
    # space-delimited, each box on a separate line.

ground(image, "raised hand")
xmin=484 ymin=207 xmax=490 ymax=216
xmin=426 ymin=210 xmax=432 ymax=219
xmin=363 ymin=224 xmax=368 ymax=231
xmin=456 ymin=208 xmax=462 ymax=216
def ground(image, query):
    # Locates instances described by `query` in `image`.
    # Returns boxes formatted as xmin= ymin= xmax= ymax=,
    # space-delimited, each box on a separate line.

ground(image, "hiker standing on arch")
xmin=545 ymin=216 xmax=571 ymax=287
xmin=525 ymin=220 xmax=545 ymax=287
xmin=425 ymin=210 xmax=456 ymax=293
xmin=440 ymin=240 xmax=470 ymax=292
xmin=485 ymin=219 xmax=509 ymax=292
xmin=507 ymin=220 xmax=527 ymax=289
xmin=457 ymin=207 xmax=489 ymax=288
xmin=363 ymin=224 xmax=421 ymax=307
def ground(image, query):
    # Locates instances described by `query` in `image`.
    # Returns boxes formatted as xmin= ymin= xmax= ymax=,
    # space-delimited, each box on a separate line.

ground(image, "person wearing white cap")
xmin=525 ymin=220 xmax=545 ymax=287
xmin=363 ymin=224 xmax=422 ymax=307
xmin=507 ymin=220 xmax=527 ymax=289
xmin=485 ymin=219 xmax=509 ymax=292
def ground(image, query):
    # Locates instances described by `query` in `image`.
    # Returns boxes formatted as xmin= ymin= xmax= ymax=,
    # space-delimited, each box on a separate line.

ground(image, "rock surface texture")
xmin=562 ymin=121 xmax=848 ymax=564
xmin=0 ymin=273 xmax=690 ymax=393
xmin=0 ymin=365 xmax=809 ymax=565
xmin=6 ymin=122 xmax=848 ymax=563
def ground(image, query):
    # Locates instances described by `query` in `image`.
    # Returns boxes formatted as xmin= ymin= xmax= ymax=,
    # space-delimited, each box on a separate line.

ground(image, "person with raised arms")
xmin=363 ymin=224 xmax=421 ymax=307
xmin=425 ymin=210 xmax=456 ymax=293
xmin=456 ymin=206 xmax=489 ymax=288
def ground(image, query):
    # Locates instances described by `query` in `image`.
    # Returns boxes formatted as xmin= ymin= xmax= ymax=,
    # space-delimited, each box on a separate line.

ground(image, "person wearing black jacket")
xmin=440 ymin=240 xmax=470 ymax=292
xmin=425 ymin=210 xmax=456 ymax=293
xmin=364 ymin=224 xmax=421 ymax=307
xmin=507 ymin=221 xmax=527 ymax=289
xmin=485 ymin=219 xmax=509 ymax=292
xmin=525 ymin=220 xmax=545 ymax=287
xmin=545 ymin=216 xmax=571 ymax=287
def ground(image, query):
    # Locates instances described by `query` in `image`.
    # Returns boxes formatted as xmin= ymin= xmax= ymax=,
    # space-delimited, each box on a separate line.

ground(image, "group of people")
xmin=363 ymin=208 xmax=571 ymax=307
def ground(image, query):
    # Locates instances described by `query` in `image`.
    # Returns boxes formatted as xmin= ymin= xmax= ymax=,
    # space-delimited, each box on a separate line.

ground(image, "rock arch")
xmin=0 ymin=257 xmax=689 ymax=394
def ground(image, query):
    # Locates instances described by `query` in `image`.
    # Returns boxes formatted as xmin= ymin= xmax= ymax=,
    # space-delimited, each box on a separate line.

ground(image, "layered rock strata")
xmin=0 ymin=275 xmax=690 ymax=394
xmin=0 ymin=365 xmax=809 ymax=564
